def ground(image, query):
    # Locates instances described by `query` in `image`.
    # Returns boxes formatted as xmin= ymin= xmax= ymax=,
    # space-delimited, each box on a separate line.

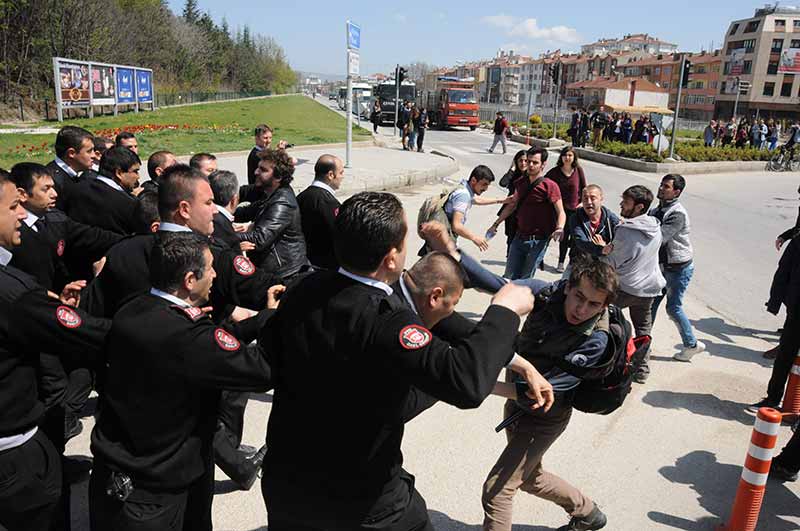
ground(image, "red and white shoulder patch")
xmin=56 ymin=239 xmax=65 ymax=257
xmin=333 ymin=207 xmax=339 ymax=217
xmin=398 ymin=324 xmax=432 ymax=350
xmin=233 ymin=255 xmax=255 ymax=276
xmin=56 ymin=305 xmax=82 ymax=329
xmin=214 ymin=328 xmax=241 ymax=351
xmin=181 ymin=306 xmax=205 ymax=321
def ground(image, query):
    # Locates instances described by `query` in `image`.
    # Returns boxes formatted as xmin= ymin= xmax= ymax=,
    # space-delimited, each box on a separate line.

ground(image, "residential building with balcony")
xmin=581 ymin=34 xmax=678 ymax=56
xmin=716 ymin=5 xmax=800 ymax=120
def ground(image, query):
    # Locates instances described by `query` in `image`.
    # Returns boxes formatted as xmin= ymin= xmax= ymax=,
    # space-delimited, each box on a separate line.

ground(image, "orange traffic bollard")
xmin=718 ymin=407 xmax=782 ymax=531
xmin=780 ymin=354 xmax=800 ymax=414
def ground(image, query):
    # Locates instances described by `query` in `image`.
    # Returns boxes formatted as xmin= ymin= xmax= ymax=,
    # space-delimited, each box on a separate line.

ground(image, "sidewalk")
xmin=212 ymin=143 xmax=460 ymax=194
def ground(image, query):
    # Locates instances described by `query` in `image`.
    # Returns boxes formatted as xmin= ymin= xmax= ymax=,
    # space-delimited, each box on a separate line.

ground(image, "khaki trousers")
xmin=481 ymin=401 xmax=593 ymax=531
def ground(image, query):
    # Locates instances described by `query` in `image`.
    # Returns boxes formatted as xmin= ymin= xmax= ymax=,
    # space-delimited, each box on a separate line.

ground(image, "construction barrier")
xmin=780 ymin=354 xmax=800 ymax=415
xmin=717 ymin=407 xmax=782 ymax=531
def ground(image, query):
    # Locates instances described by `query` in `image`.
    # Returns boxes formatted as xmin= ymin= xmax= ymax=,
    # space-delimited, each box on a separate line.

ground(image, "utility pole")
xmin=732 ymin=76 xmax=741 ymax=122
xmin=551 ymin=64 xmax=560 ymax=140
xmin=668 ymin=57 xmax=687 ymax=160
xmin=394 ymin=64 xmax=400 ymax=138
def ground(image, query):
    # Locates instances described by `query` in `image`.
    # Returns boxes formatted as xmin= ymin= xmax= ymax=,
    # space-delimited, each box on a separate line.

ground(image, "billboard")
xmin=91 ymin=65 xmax=116 ymax=105
xmin=778 ymin=48 xmax=800 ymax=73
xmin=137 ymin=70 xmax=153 ymax=103
xmin=58 ymin=61 xmax=90 ymax=107
xmin=730 ymin=49 xmax=746 ymax=76
xmin=116 ymin=68 xmax=135 ymax=104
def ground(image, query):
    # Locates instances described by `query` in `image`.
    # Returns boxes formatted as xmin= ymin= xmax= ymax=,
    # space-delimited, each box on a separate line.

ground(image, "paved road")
xmin=66 ymin=103 xmax=800 ymax=530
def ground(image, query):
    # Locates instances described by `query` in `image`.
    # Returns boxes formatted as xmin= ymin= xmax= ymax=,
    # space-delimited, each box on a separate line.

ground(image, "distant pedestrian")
xmin=715 ymin=121 xmax=726 ymax=147
xmin=650 ymin=174 xmax=705 ymax=362
xmin=590 ymin=106 xmax=610 ymax=146
xmin=735 ymin=125 xmax=748 ymax=148
xmin=622 ymin=112 xmax=633 ymax=144
xmin=498 ymin=151 xmax=528 ymax=253
xmin=759 ymin=119 xmax=768 ymax=150
xmin=488 ymin=111 xmax=509 ymax=154
xmin=371 ymin=98 xmax=381 ymax=133
xmin=544 ymin=146 xmax=586 ymax=273
xmin=703 ymin=120 xmax=715 ymax=147
xmin=569 ymin=107 xmax=581 ymax=146
xmin=407 ymin=108 xmax=419 ymax=153
xmin=398 ymin=100 xmax=411 ymax=150
xmin=416 ymin=107 xmax=428 ymax=152
xmin=768 ymin=119 xmax=780 ymax=151
xmin=578 ymin=108 xmax=590 ymax=147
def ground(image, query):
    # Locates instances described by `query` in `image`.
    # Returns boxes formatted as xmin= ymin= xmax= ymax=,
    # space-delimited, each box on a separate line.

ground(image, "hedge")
xmin=594 ymin=140 xmax=781 ymax=163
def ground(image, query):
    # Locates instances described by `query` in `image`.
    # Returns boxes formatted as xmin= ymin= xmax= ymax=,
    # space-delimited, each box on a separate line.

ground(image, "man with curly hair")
xmin=235 ymin=148 xmax=308 ymax=282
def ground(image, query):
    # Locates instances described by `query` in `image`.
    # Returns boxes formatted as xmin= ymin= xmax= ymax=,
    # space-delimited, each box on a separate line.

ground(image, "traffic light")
xmin=681 ymin=59 xmax=693 ymax=88
xmin=398 ymin=67 xmax=407 ymax=84
xmin=549 ymin=63 xmax=560 ymax=84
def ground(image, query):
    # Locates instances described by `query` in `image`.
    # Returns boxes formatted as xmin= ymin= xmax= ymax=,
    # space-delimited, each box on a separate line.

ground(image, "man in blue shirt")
xmin=443 ymin=165 xmax=508 ymax=251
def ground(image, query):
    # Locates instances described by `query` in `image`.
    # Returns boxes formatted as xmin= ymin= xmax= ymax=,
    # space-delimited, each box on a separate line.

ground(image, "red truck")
xmin=418 ymin=77 xmax=479 ymax=130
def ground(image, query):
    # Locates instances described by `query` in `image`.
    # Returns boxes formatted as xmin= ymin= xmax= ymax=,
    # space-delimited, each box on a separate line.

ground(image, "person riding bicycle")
xmin=783 ymin=121 xmax=800 ymax=159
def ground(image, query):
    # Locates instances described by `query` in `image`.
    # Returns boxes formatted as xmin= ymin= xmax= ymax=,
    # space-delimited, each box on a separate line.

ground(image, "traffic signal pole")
xmin=394 ymin=64 xmax=400 ymax=138
xmin=668 ymin=58 xmax=687 ymax=160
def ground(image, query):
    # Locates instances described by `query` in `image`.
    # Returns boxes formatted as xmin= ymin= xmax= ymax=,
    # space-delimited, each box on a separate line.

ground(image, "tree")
xmin=182 ymin=0 xmax=199 ymax=23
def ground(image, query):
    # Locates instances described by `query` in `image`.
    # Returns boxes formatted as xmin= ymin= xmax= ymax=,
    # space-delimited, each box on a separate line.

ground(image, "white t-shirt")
xmin=443 ymin=180 xmax=475 ymax=223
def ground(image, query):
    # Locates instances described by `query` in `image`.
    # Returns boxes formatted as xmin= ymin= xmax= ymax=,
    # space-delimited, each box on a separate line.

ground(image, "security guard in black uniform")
xmin=82 ymin=164 xmax=278 ymax=489
xmin=0 ymin=169 xmax=110 ymax=531
xmin=47 ymin=126 xmax=96 ymax=211
xmin=89 ymin=232 xmax=275 ymax=531
xmin=259 ymin=192 xmax=535 ymax=530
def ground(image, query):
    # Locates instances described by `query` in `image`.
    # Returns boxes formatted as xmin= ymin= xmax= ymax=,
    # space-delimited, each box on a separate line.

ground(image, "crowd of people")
xmin=369 ymin=98 xmax=429 ymax=153
xmin=567 ymin=106 xmax=661 ymax=147
xmin=0 ymin=115 xmax=797 ymax=531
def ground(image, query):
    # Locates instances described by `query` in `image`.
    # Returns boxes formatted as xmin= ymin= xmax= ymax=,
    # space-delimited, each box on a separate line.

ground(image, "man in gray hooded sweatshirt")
xmin=599 ymin=185 xmax=665 ymax=383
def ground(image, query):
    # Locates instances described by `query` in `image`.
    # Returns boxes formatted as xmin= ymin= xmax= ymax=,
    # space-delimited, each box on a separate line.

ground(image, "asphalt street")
xmin=64 ymin=100 xmax=800 ymax=530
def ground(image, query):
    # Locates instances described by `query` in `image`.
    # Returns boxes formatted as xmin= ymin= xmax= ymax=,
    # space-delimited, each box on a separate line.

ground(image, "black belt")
xmin=517 ymin=233 xmax=548 ymax=241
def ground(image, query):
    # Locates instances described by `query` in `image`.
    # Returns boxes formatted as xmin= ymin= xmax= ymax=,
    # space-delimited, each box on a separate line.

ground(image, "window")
xmin=776 ymin=19 xmax=786 ymax=32
xmin=711 ymin=80 xmax=718 ymax=89
xmin=782 ymin=75 xmax=794 ymax=97
xmin=727 ymin=39 xmax=756 ymax=53
xmin=795 ymin=20 xmax=800 ymax=29
xmin=773 ymin=38 xmax=785 ymax=52
xmin=743 ymin=60 xmax=753 ymax=74
xmin=664 ymin=66 xmax=672 ymax=75
xmin=792 ymin=40 xmax=800 ymax=48
xmin=768 ymin=59 xmax=779 ymax=75
xmin=763 ymin=82 xmax=775 ymax=96
xmin=745 ymin=20 xmax=760 ymax=33
xmin=724 ymin=61 xmax=731 ymax=74
xmin=730 ymin=23 xmax=740 ymax=35
xmin=696 ymin=65 xmax=707 ymax=73
xmin=721 ymin=80 xmax=728 ymax=93
xmin=654 ymin=67 xmax=660 ymax=75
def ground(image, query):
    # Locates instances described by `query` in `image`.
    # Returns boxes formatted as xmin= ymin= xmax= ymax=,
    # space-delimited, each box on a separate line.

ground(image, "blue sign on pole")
xmin=116 ymin=68 xmax=135 ymax=104
xmin=136 ymin=70 xmax=153 ymax=103
xmin=347 ymin=21 xmax=360 ymax=50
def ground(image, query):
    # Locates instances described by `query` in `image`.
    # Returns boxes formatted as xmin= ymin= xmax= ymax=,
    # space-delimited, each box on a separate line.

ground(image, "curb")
xmin=573 ymin=147 xmax=773 ymax=174
xmin=509 ymin=133 xmax=567 ymax=149
xmin=192 ymin=140 xmax=377 ymax=161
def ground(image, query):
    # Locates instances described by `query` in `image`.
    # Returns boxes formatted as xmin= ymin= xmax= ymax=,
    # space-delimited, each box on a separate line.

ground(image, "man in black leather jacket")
xmin=235 ymin=148 xmax=308 ymax=282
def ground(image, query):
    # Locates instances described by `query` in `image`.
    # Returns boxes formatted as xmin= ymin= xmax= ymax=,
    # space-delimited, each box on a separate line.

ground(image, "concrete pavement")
xmin=62 ymin=115 xmax=800 ymax=530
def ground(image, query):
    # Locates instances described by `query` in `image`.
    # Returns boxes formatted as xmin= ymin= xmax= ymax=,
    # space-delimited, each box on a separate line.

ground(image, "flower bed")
xmin=594 ymin=140 xmax=777 ymax=163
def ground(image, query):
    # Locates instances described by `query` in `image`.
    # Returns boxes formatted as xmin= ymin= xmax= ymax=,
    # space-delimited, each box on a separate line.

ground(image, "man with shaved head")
xmin=143 ymin=150 xmax=177 ymax=192
xmin=296 ymin=154 xmax=344 ymax=270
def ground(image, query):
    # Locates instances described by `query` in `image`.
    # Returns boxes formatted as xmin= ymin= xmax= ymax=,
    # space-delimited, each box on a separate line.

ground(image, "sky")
xmin=166 ymin=1 xmax=776 ymax=77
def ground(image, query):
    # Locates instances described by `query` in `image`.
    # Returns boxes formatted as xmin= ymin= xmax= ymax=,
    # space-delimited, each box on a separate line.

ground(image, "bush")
xmin=517 ymin=123 xmax=570 ymax=141
xmin=595 ymin=140 xmax=773 ymax=163
xmin=595 ymin=141 xmax=664 ymax=162
xmin=529 ymin=114 xmax=542 ymax=126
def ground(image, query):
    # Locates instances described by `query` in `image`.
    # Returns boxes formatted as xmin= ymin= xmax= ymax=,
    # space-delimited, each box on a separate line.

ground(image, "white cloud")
xmin=483 ymin=14 xmax=580 ymax=44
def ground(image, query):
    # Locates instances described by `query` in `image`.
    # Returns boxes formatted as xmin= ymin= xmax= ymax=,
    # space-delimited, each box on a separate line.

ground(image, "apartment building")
xmin=716 ymin=5 xmax=800 ymax=119
xmin=581 ymin=34 xmax=678 ymax=56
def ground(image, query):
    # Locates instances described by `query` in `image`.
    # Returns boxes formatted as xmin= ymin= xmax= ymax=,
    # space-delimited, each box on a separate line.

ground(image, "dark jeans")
xmin=0 ymin=430 xmax=62 ymax=531
xmin=416 ymin=128 xmax=425 ymax=151
xmin=89 ymin=458 xmax=214 ymax=531
xmin=615 ymin=290 xmax=655 ymax=376
xmin=558 ymin=210 xmax=576 ymax=264
xmin=768 ymin=314 xmax=800 ymax=404
xmin=504 ymin=235 xmax=550 ymax=280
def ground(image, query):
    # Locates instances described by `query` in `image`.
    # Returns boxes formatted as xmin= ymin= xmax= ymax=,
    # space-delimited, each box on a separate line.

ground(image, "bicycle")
xmin=767 ymin=144 xmax=800 ymax=172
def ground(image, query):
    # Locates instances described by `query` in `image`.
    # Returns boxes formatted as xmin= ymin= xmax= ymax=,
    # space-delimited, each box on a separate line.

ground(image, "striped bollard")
xmin=780 ymin=354 xmax=800 ymax=415
xmin=717 ymin=407 xmax=782 ymax=531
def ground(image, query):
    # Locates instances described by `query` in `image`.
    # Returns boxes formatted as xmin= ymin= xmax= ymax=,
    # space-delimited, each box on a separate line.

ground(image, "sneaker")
xmin=557 ymin=504 xmax=607 ymax=531
xmin=631 ymin=372 xmax=648 ymax=384
xmin=487 ymin=149 xmax=494 ymax=153
xmin=674 ymin=340 xmax=706 ymax=362
xmin=770 ymin=461 xmax=799 ymax=482
xmin=556 ymin=262 xmax=566 ymax=273
xmin=747 ymin=397 xmax=780 ymax=413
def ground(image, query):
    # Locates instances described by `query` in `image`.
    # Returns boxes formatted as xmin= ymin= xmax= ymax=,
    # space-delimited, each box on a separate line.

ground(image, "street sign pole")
xmin=394 ymin=64 xmax=400 ymax=138
xmin=732 ymin=77 xmax=741 ymax=122
xmin=668 ymin=58 xmax=686 ymax=160
xmin=345 ymin=20 xmax=361 ymax=169
xmin=346 ymin=52 xmax=352 ymax=168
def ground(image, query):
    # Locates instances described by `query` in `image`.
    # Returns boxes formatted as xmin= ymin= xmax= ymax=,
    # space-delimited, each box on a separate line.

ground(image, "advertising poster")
xmin=137 ymin=70 xmax=153 ymax=103
xmin=116 ymin=68 xmax=135 ymax=104
xmin=778 ymin=48 xmax=800 ymax=73
xmin=91 ymin=65 xmax=116 ymax=105
xmin=58 ymin=61 xmax=90 ymax=107
xmin=730 ymin=49 xmax=746 ymax=76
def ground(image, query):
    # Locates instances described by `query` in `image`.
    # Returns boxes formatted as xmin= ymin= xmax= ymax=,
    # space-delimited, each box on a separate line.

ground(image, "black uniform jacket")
xmin=11 ymin=209 xmax=122 ymax=290
xmin=47 ymin=161 xmax=98 ymax=212
xmin=212 ymin=210 xmax=239 ymax=251
xmin=259 ymin=270 xmax=519 ymax=527
xmin=64 ymin=178 xmax=138 ymax=236
xmin=82 ymin=231 xmax=277 ymax=319
xmin=296 ymin=184 xmax=341 ymax=270
xmin=90 ymin=293 xmax=272 ymax=490
xmin=0 ymin=263 xmax=109 ymax=437
xmin=247 ymin=146 xmax=261 ymax=185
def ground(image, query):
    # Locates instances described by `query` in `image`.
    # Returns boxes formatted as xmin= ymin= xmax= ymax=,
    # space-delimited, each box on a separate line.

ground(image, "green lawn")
xmin=0 ymin=95 xmax=371 ymax=168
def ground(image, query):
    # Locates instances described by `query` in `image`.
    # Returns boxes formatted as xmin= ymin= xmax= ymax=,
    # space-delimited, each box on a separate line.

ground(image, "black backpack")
xmin=551 ymin=304 xmax=649 ymax=415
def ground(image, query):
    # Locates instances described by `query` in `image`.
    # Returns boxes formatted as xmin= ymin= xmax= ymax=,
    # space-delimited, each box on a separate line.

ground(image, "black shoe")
xmin=557 ymin=504 xmax=607 ymax=531
xmin=770 ymin=461 xmax=798 ymax=482
xmin=747 ymin=398 xmax=779 ymax=413
xmin=65 ymin=416 xmax=83 ymax=443
xmin=63 ymin=455 xmax=93 ymax=484
xmin=238 ymin=444 xmax=257 ymax=455
xmin=222 ymin=445 xmax=266 ymax=491
xmin=631 ymin=369 xmax=649 ymax=384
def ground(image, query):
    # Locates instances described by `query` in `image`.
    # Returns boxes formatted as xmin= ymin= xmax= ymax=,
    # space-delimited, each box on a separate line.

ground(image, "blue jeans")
xmin=651 ymin=262 xmax=697 ymax=347
xmin=504 ymin=235 xmax=549 ymax=280
xmin=408 ymin=131 xmax=417 ymax=149
xmin=458 ymin=250 xmax=545 ymax=294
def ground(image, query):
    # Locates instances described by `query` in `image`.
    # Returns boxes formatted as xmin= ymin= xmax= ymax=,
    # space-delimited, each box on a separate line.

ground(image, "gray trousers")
xmin=614 ymin=290 xmax=655 ymax=375
xmin=490 ymin=133 xmax=507 ymax=153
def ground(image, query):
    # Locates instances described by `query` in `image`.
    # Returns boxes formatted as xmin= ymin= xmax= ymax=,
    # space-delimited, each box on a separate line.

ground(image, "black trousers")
xmin=767 ymin=313 xmax=800 ymax=404
xmin=63 ymin=367 xmax=92 ymax=418
xmin=559 ymin=209 xmax=576 ymax=264
xmin=416 ymin=129 xmax=425 ymax=151
xmin=0 ymin=430 xmax=62 ymax=531
xmin=214 ymin=391 xmax=251 ymax=480
xmin=267 ymin=487 xmax=434 ymax=531
xmin=89 ymin=458 xmax=213 ymax=531
xmin=774 ymin=425 xmax=800 ymax=471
